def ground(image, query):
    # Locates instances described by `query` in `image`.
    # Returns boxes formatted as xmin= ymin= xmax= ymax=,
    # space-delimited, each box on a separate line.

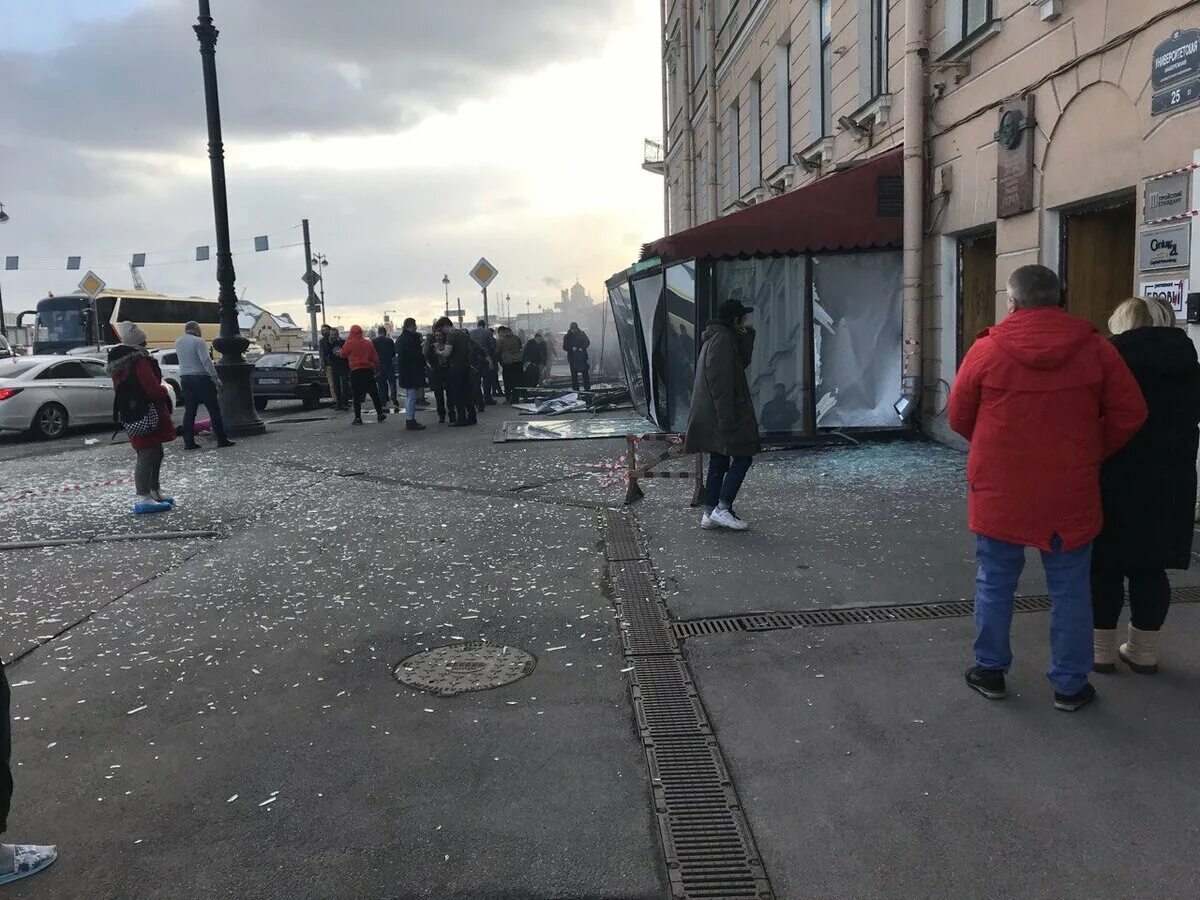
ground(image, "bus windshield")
xmin=35 ymin=298 xmax=89 ymax=350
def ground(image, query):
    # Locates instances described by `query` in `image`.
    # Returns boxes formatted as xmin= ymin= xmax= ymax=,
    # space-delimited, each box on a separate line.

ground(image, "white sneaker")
xmin=710 ymin=507 xmax=749 ymax=531
xmin=701 ymin=511 xmax=721 ymax=530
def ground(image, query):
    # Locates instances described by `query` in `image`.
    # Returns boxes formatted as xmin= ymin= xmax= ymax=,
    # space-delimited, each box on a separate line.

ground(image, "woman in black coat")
xmin=1092 ymin=296 xmax=1200 ymax=675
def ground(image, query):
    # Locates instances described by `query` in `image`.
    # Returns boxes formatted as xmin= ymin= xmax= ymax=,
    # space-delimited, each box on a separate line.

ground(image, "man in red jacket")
xmin=949 ymin=265 xmax=1146 ymax=712
xmin=339 ymin=324 xmax=387 ymax=425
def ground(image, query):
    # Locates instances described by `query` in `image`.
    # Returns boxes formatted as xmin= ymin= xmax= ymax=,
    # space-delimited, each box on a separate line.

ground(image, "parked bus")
xmin=19 ymin=290 xmax=222 ymax=355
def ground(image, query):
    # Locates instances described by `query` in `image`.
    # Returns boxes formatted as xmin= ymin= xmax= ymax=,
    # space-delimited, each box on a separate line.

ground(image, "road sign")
xmin=447 ymin=308 xmax=466 ymax=317
xmin=470 ymin=257 xmax=499 ymax=289
xmin=78 ymin=270 xmax=106 ymax=299
xmin=301 ymin=270 xmax=322 ymax=287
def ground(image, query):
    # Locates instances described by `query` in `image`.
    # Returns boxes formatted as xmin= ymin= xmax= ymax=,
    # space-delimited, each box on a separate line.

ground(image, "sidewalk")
xmin=631 ymin=440 xmax=1200 ymax=899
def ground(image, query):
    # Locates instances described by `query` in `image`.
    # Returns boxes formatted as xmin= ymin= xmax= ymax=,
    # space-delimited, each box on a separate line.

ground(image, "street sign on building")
xmin=1151 ymin=30 xmax=1200 ymax=116
xmin=1140 ymin=277 xmax=1190 ymax=319
xmin=470 ymin=258 xmax=499 ymax=289
xmin=78 ymin=270 xmax=106 ymax=300
xmin=1139 ymin=222 xmax=1193 ymax=271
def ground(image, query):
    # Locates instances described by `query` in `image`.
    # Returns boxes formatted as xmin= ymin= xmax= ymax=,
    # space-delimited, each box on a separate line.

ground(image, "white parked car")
xmin=0 ymin=355 xmax=170 ymax=440
xmin=151 ymin=349 xmax=184 ymax=404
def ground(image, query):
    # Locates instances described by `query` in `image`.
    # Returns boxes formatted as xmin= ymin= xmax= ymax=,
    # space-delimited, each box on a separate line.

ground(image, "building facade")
xmin=655 ymin=0 xmax=1200 ymax=441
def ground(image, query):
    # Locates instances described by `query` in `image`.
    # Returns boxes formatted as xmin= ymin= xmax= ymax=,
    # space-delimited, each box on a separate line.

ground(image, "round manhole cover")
xmin=394 ymin=642 xmax=536 ymax=696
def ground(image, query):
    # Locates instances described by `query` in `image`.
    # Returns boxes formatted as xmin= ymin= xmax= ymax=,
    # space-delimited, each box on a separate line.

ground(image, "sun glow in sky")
xmin=0 ymin=1 xmax=664 ymax=330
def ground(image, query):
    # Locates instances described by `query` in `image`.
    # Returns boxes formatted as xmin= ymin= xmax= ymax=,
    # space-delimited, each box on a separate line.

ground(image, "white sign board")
xmin=77 ymin=270 xmax=106 ymax=300
xmin=1141 ymin=278 xmax=1190 ymax=319
xmin=469 ymin=258 xmax=499 ymax=289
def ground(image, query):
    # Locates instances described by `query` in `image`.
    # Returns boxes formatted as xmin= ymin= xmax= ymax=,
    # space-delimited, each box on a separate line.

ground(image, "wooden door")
xmin=1065 ymin=205 xmax=1136 ymax=334
xmin=959 ymin=232 xmax=997 ymax=363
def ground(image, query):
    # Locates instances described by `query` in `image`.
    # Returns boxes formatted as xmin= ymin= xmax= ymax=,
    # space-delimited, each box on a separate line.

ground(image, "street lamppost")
xmin=0 ymin=203 xmax=9 ymax=339
xmin=505 ymin=293 xmax=511 ymax=323
xmin=442 ymin=274 xmax=450 ymax=319
xmin=193 ymin=0 xmax=264 ymax=435
xmin=311 ymin=252 xmax=328 ymax=327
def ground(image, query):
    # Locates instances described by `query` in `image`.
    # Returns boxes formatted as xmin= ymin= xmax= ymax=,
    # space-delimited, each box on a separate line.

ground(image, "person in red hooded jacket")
xmin=339 ymin=325 xmax=387 ymax=425
xmin=949 ymin=265 xmax=1146 ymax=712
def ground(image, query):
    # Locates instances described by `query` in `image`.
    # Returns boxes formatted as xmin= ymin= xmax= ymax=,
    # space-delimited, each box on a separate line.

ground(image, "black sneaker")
xmin=965 ymin=667 xmax=1007 ymax=700
xmin=352 ymin=417 xmax=363 ymax=426
xmin=1053 ymin=683 xmax=1097 ymax=712
xmin=377 ymin=413 xmax=387 ymax=423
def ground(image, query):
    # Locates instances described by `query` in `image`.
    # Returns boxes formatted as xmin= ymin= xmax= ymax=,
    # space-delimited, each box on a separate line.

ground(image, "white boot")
xmin=1093 ymin=629 xmax=1118 ymax=674
xmin=1119 ymin=625 xmax=1160 ymax=675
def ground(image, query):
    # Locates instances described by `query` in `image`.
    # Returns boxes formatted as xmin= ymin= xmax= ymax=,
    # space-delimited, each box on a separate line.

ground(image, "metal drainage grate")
xmin=604 ymin=509 xmax=644 ymax=561
xmin=604 ymin=513 xmax=772 ymax=900
xmin=673 ymin=588 xmax=1200 ymax=640
xmin=394 ymin=642 xmax=536 ymax=696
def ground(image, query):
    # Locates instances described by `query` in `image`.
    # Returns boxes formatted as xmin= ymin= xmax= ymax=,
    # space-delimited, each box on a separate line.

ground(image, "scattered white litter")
xmin=620 ymin=666 xmax=634 ymax=673
xmin=227 ymin=794 xmax=238 ymax=803
xmin=127 ymin=705 xmax=147 ymax=715
xmin=545 ymin=645 xmax=567 ymax=652
xmin=258 ymin=796 xmax=277 ymax=807
xmin=9 ymin=680 xmax=35 ymax=688
xmin=424 ymin=708 xmax=434 ymax=713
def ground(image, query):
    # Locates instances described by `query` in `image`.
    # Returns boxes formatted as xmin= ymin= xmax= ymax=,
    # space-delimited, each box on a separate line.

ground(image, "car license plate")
xmin=259 ymin=378 xmax=281 ymax=385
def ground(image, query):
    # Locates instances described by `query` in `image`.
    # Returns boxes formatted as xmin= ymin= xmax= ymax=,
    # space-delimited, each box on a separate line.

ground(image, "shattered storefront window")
xmin=664 ymin=263 xmax=697 ymax=433
xmin=608 ymin=281 xmax=648 ymax=415
xmin=630 ymin=272 xmax=667 ymax=428
xmin=812 ymin=252 xmax=902 ymax=428
xmin=715 ymin=256 xmax=810 ymax=436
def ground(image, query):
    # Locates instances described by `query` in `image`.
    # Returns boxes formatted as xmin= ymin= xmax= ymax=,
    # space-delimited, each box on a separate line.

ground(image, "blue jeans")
xmin=705 ymin=453 xmax=753 ymax=511
xmin=973 ymin=534 xmax=1094 ymax=695
xmin=405 ymin=388 xmax=419 ymax=421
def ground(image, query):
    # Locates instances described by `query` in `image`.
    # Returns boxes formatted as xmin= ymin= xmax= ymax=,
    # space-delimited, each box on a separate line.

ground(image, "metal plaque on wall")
xmin=996 ymin=96 xmax=1036 ymax=219
xmin=1139 ymin=222 xmax=1193 ymax=272
xmin=1145 ymin=172 xmax=1192 ymax=222
xmin=1152 ymin=29 xmax=1200 ymax=90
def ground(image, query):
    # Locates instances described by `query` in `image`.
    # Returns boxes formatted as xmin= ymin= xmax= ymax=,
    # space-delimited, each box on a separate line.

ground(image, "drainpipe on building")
xmin=683 ymin=1 xmax=698 ymax=229
xmin=660 ymin=0 xmax=672 ymax=235
xmin=705 ymin=0 xmax=719 ymax=221
xmin=900 ymin=0 xmax=927 ymax=414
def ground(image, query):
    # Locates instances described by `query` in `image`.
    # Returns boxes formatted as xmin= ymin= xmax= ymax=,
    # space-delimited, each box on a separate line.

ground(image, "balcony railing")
xmin=642 ymin=139 xmax=665 ymax=175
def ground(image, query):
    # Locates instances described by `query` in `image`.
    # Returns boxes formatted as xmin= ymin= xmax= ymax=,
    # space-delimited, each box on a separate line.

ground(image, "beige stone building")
xmin=648 ymin=0 xmax=1200 ymax=440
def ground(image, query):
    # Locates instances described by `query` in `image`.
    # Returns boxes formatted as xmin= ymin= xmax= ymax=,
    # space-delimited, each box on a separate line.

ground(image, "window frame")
xmin=870 ymin=0 xmax=889 ymax=98
xmin=962 ymin=0 xmax=993 ymax=42
xmin=775 ymin=42 xmax=792 ymax=172
xmin=820 ymin=0 xmax=833 ymax=137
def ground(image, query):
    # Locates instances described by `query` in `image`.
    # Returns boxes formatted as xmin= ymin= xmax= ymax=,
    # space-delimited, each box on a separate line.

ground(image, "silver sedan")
xmin=0 ymin=355 xmax=167 ymax=440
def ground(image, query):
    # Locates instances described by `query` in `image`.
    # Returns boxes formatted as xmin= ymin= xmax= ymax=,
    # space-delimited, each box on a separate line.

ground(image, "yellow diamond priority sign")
xmin=469 ymin=257 xmax=499 ymax=289
xmin=78 ymin=270 xmax=107 ymax=300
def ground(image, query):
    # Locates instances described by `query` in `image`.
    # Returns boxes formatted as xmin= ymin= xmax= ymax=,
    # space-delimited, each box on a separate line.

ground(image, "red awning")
xmin=643 ymin=148 xmax=904 ymax=262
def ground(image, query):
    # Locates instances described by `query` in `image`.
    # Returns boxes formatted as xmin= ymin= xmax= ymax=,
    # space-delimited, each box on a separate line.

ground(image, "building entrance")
xmin=958 ymin=230 xmax=997 ymax=364
xmin=1063 ymin=201 xmax=1136 ymax=334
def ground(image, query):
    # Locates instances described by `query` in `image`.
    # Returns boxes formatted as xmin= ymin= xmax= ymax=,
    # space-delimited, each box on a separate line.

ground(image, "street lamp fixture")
xmin=193 ymin=0 xmax=264 ymax=435
xmin=0 ymin=204 xmax=9 ymax=225
xmin=442 ymin=274 xmax=450 ymax=317
xmin=0 ymin=203 xmax=8 ymax=338
xmin=311 ymin=252 xmax=328 ymax=327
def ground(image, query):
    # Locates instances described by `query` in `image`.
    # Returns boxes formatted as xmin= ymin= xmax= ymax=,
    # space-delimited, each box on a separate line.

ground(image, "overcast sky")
xmin=0 ymin=0 xmax=663 ymax=330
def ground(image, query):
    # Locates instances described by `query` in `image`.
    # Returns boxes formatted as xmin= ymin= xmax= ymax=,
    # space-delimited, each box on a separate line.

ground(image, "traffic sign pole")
xmin=302 ymin=218 xmax=319 ymax=348
xmin=482 ymin=286 xmax=489 ymax=326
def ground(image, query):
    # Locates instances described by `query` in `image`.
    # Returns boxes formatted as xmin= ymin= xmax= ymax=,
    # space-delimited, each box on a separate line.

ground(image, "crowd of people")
xmin=316 ymin=319 xmax=589 ymax=425
xmin=687 ymin=265 xmax=1200 ymax=711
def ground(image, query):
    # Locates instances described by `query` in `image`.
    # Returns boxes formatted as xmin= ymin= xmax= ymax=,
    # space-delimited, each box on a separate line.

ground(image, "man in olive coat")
xmin=684 ymin=298 xmax=759 ymax=531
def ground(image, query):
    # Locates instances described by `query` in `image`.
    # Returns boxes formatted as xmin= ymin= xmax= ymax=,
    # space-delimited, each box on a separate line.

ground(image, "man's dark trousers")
xmin=1 ymin=661 xmax=12 ymax=833
xmin=182 ymin=374 xmax=229 ymax=446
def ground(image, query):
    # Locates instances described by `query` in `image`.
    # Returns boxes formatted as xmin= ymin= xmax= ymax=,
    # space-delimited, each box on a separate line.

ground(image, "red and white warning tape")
xmin=1147 ymin=162 xmax=1200 ymax=182
xmin=0 ymin=477 xmax=134 ymax=504
xmin=1145 ymin=209 xmax=1200 ymax=225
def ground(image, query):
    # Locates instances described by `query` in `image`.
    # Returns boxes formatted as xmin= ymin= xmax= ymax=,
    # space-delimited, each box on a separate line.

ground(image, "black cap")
xmin=718 ymin=298 xmax=754 ymax=320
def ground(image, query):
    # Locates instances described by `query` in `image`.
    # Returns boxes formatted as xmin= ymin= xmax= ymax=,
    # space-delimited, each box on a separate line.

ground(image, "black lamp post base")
xmin=216 ymin=361 xmax=266 ymax=436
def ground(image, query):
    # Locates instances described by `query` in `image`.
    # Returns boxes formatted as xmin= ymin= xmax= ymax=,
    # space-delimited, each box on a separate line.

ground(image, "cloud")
xmin=0 ymin=0 xmax=662 ymax=334
xmin=2 ymin=0 xmax=632 ymax=150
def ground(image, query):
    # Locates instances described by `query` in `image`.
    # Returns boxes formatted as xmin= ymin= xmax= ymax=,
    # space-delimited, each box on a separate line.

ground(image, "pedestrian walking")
xmin=373 ymin=327 xmax=400 ymax=413
xmin=496 ymin=325 xmax=524 ymax=403
xmin=1091 ymin=296 xmax=1200 ymax=675
xmin=683 ymin=299 xmax=759 ymax=532
xmin=435 ymin=316 xmax=477 ymax=426
xmin=469 ymin=319 xmax=499 ymax=406
xmin=523 ymin=332 xmax=548 ymax=390
xmin=0 ymin=662 xmax=57 ymax=887
xmin=397 ymin=318 xmax=428 ymax=431
xmin=542 ymin=331 xmax=556 ymax=381
xmin=949 ymin=265 xmax=1147 ymax=712
xmin=425 ymin=329 xmax=451 ymax=423
xmin=487 ymin=327 xmax=503 ymax=398
xmin=339 ymin=325 xmax=387 ymax=425
xmin=318 ymin=325 xmax=343 ymax=409
xmin=107 ymin=322 xmax=179 ymax=514
xmin=175 ymin=321 xmax=235 ymax=450
xmin=563 ymin=322 xmax=592 ymax=392
xmin=330 ymin=328 xmax=351 ymax=411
